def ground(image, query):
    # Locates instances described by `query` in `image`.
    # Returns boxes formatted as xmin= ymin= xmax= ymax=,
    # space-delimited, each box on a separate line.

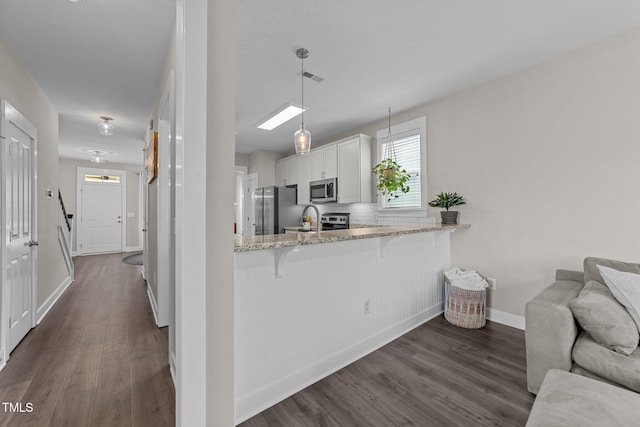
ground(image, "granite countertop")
xmin=235 ymin=223 xmax=470 ymax=252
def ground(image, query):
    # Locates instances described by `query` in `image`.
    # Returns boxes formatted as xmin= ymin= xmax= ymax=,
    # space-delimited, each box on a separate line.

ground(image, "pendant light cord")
xmin=301 ymin=54 xmax=305 ymax=129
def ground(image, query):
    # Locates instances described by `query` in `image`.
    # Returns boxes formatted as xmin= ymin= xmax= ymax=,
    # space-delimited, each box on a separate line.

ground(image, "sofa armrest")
xmin=525 ymin=279 xmax=584 ymax=394
xmin=555 ymin=269 xmax=584 ymax=283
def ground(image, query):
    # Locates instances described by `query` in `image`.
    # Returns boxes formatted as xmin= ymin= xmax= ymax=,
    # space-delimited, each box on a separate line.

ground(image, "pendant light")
xmin=91 ymin=150 xmax=105 ymax=163
xmin=294 ymin=48 xmax=311 ymax=155
xmin=98 ymin=116 xmax=114 ymax=136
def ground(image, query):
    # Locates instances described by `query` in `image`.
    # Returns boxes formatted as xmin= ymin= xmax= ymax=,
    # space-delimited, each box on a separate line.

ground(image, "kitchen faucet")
xmin=302 ymin=204 xmax=322 ymax=233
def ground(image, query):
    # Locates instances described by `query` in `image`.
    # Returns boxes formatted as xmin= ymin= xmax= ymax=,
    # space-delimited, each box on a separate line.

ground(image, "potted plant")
xmin=428 ymin=192 xmax=466 ymax=224
xmin=372 ymin=158 xmax=411 ymax=202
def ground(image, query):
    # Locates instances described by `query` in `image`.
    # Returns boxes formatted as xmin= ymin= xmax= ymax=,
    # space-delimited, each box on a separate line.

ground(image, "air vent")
xmin=298 ymin=70 xmax=325 ymax=83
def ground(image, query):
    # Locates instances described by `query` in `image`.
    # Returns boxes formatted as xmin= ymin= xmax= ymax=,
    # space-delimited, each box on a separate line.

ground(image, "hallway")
xmin=0 ymin=253 xmax=175 ymax=426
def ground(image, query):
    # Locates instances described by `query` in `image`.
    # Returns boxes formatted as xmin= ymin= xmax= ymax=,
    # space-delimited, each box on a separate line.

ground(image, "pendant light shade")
xmin=98 ymin=116 xmax=114 ymax=136
xmin=294 ymin=48 xmax=311 ymax=155
xmin=294 ymin=127 xmax=311 ymax=154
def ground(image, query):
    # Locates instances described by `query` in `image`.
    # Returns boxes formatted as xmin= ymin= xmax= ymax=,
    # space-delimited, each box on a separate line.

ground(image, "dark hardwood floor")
xmin=241 ymin=316 xmax=534 ymax=427
xmin=0 ymin=253 xmax=175 ymax=427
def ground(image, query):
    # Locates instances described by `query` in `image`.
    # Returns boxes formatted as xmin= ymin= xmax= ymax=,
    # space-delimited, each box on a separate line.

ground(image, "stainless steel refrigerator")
xmin=254 ymin=186 xmax=302 ymax=235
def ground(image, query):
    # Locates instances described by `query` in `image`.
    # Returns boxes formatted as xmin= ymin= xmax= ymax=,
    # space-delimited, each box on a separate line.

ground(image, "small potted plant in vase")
xmin=428 ymin=192 xmax=466 ymax=224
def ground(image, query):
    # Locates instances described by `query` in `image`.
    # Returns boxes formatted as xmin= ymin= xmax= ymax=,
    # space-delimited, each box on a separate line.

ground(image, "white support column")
xmin=206 ymin=0 xmax=236 ymax=425
xmin=175 ymin=0 xmax=235 ymax=425
xmin=175 ymin=0 xmax=208 ymax=425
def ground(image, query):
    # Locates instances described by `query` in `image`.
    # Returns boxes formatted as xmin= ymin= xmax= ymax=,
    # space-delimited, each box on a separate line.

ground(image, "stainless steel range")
xmin=320 ymin=212 xmax=350 ymax=230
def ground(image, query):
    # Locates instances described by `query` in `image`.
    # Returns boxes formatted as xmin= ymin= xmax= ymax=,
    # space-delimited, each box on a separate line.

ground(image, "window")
xmin=84 ymin=174 xmax=121 ymax=183
xmin=376 ymin=116 xmax=426 ymax=210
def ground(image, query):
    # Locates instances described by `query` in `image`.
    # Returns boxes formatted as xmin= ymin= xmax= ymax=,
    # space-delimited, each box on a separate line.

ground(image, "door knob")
xmin=117 ymin=220 xmax=122 ymax=223
xmin=26 ymin=240 xmax=39 ymax=247
xmin=142 ymin=228 xmax=148 ymax=232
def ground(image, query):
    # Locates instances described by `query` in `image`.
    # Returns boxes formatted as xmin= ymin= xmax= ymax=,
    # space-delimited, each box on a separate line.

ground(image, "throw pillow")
xmin=598 ymin=265 xmax=640 ymax=332
xmin=570 ymin=290 xmax=639 ymax=355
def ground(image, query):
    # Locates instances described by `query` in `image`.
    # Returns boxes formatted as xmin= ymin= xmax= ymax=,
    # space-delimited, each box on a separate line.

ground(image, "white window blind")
xmin=380 ymin=129 xmax=421 ymax=208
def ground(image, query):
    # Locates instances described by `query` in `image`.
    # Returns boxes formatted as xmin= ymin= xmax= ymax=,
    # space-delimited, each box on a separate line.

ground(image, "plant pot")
xmin=441 ymin=211 xmax=459 ymax=225
xmin=382 ymin=168 xmax=397 ymax=179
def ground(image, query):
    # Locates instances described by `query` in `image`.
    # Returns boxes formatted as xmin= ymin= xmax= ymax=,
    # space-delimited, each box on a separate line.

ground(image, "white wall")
xmin=0 ymin=38 xmax=68 ymax=309
xmin=318 ymin=27 xmax=640 ymax=317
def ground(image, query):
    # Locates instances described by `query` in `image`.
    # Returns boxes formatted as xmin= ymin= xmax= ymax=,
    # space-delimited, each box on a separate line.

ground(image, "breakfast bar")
xmin=234 ymin=224 xmax=469 ymax=422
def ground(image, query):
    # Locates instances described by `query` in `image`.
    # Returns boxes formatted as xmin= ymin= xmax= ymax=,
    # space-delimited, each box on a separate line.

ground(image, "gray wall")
xmin=0 ymin=38 xmax=68 ymax=309
xmin=316 ymin=27 xmax=640 ymax=317
xmin=248 ymin=149 xmax=284 ymax=187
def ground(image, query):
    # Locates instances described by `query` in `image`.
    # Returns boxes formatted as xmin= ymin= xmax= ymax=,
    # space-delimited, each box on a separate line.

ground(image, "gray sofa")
xmin=525 ymin=257 xmax=640 ymax=394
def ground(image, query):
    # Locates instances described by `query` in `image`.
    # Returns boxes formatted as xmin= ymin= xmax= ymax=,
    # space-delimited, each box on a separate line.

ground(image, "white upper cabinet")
xmin=275 ymin=156 xmax=298 ymax=187
xmin=297 ymin=155 xmax=311 ymax=205
xmin=337 ymin=134 xmax=372 ymax=204
xmin=310 ymin=143 xmax=338 ymax=181
xmin=276 ymin=134 xmax=371 ymax=205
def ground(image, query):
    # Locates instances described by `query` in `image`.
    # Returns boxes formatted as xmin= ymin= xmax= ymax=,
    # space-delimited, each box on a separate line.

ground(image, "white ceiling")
xmin=1 ymin=1 xmax=640 ymax=163
xmin=0 ymin=0 xmax=176 ymax=165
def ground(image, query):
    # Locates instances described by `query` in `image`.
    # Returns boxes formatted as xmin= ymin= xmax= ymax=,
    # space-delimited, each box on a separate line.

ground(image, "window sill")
xmin=377 ymin=207 xmax=428 ymax=216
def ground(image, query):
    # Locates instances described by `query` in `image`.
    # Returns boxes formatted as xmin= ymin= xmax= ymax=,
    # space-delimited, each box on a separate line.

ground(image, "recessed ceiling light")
xmin=257 ymin=104 xmax=305 ymax=131
xmin=69 ymin=0 xmax=84 ymax=3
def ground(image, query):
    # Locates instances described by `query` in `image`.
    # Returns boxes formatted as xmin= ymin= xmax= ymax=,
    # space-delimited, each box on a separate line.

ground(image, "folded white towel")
xmin=445 ymin=267 xmax=488 ymax=290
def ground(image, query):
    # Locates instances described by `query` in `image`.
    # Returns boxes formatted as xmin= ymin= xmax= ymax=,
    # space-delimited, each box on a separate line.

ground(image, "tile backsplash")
xmin=317 ymin=203 xmax=436 ymax=226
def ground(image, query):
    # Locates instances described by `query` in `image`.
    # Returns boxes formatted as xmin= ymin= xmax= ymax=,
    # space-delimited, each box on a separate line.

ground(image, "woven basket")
xmin=444 ymin=277 xmax=486 ymax=329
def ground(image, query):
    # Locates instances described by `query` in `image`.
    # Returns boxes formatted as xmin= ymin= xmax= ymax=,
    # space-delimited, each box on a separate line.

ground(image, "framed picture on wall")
xmin=146 ymin=131 xmax=158 ymax=184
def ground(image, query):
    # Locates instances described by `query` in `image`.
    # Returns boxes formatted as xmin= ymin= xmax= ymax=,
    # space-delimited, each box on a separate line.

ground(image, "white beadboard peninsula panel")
xmin=234 ymin=230 xmax=451 ymax=423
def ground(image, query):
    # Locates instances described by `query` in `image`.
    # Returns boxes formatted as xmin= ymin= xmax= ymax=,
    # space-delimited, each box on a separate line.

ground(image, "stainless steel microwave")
xmin=310 ymin=178 xmax=337 ymax=203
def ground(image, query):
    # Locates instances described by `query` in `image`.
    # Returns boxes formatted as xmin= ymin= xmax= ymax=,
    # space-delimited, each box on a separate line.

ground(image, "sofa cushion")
xmin=525 ymin=369 xmax=640 ymax=427
xmin=598 ymin=265 xmax=640 ymax=331
xmin=570 ymin=287 xmax=639 ymax=355
xmin=578 ymin=279 xmax=608 ymax=295
xmin=583 ymin=257 xmax=640 ymax=284
xmin=572 ymin=331 xmax=640 ymax=393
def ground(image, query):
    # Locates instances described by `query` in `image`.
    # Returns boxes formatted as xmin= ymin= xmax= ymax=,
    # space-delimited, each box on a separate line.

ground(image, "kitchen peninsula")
xmin=234 ymin=224 xmax=469 ymax=423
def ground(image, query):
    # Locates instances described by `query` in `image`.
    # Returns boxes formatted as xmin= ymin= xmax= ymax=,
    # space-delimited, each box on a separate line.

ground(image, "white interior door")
xmin=2 ymin=101 xmax=37 ymax=355
xmin=81 ymin=183 xmax=123 ymax=254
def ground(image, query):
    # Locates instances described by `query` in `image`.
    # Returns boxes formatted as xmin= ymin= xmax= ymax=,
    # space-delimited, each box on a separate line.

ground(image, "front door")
xmin=80 ymin=182 xmax=123 ymax=254
xmin=2 ymin=101 xmax=36 ymax=354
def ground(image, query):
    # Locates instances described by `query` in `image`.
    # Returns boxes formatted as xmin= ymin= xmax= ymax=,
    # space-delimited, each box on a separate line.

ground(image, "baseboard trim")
xmin=146 ymin=284 xmax=159 ymax=326
xmin=169 ymin=351 xmax=177 ymax=386
xmin=235 ymin=303 xmax=444 ymax=424
xmin=125 ymin=246 xmax=143 ymax=252
xmin=37 ymin=276 xmax=74 ymax=324
xmin=487 ymin=307 xmax=525 ymax=330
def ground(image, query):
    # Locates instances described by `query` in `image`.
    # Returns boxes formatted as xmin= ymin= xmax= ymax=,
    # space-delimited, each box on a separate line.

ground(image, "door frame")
xmin=76 ymin=167 xmax=127 ymax=255
xmin=0 ymin=100 xmax=38 ymax=367
xmin=155 ymin=70 xmax=175 ymax=334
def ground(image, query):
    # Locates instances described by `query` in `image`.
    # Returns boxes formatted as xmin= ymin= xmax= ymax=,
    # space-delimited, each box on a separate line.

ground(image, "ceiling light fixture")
xmin=98 ymin=116 xmax=114 ymax=136
xmin=91 ymin=150 xmax=106 ymax=163
xmin=294 ymin=48 xmax=311 ymax=155
xmin=257 ymin=104 xmax=305 ymax=130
